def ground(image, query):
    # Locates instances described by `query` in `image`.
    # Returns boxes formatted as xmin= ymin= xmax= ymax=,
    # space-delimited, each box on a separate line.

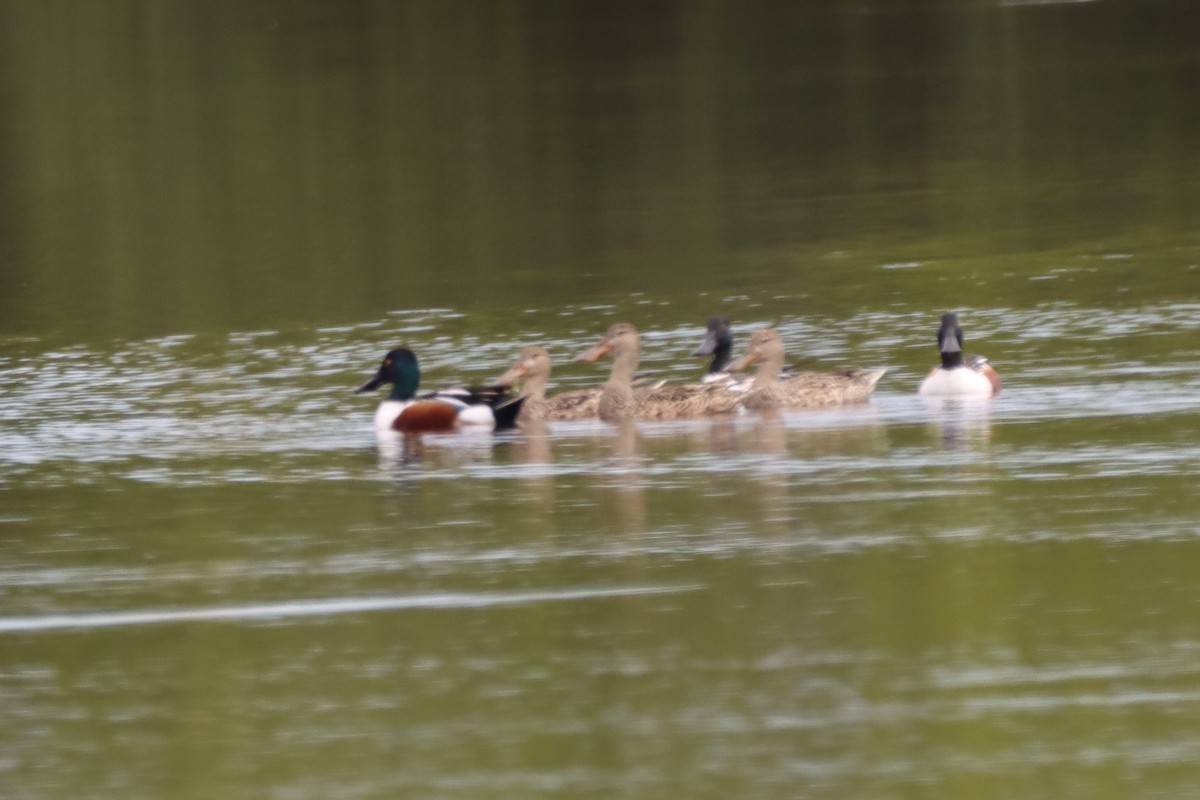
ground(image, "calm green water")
xmin=3 ymin=2 xmax=1200 ymax=799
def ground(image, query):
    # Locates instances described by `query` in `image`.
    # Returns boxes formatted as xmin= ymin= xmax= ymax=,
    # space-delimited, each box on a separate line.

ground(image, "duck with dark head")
xmin=692 ymin=315 xmax=734 ymax=383
xmin=917 ymin=313 xmax=1001 ymax=398
xmin=357 ymin=348 xmax=524 ymax=433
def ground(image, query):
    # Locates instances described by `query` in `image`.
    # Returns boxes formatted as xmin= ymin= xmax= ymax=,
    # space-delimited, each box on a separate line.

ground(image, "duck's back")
xmin=746 ymin=368 xmax=886 ymax=410
xmin=539 ymin=388 xmax=602 ymax=421
xmin=631 ymin=382 xmax=742 ymax=420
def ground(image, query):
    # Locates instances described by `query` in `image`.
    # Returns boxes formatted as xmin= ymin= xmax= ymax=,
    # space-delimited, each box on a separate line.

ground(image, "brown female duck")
xmin=493 ymin=346 xmax=601 ymax=421
xmin=725 ymin=328 xmax=887 ymax=410
xmin=574 ymin=323 xmax=743 ymax=422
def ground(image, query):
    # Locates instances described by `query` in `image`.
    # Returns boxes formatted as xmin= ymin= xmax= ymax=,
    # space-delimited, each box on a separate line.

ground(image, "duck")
xmin=356 ymin=348 xmax=525 ymax=433
xmin=493 ymin=346 xmax=601 ymax=421
xmin=724 ymin=327 xmax=887 ymax=410
xmin=691 ymin=315 xmax=735 ymax=383
xmin=574 ymin=323 xmax=743 ymax=422
xmin=917 ymin=313 xmax=1001 ymax=398
xmin=691 ymin=315 xmax=789 ymax=390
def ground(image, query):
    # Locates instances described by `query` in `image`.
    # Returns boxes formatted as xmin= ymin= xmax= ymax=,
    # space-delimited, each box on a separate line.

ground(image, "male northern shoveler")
xmin=493 ymin=346 xmax=601 ymax=421
xmin=356 ymin=348 xmax=525 ymax=433
xmin=691 ymin=315 xmax=789 ymax=390
xmin=575 ymin=323 xmax=743 ymax=422
xmin=724 ymin=327 xmax=887 ymax=410
xmin=691 ymin=315 xmax=734 ymax=383
xmin=917 ymin=313 xmax=1001 ymax=398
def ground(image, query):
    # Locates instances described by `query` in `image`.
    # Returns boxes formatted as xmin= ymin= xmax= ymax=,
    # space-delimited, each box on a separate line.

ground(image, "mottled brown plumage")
xmin=575 ymin=323 xmax=744 ymax=422
xmin=725 ymin=328 xmax=887 ymax=410
xmin=494 ymin=346 xmax=601 ymax=421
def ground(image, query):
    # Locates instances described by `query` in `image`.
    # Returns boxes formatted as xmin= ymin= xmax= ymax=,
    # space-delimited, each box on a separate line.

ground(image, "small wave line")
xmin=0 ymin=585 xmax=700 ymax=634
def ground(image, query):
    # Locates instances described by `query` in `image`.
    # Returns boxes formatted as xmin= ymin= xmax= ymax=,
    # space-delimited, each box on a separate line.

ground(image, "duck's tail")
xmin=491 ymin=395 xmax=526 ymax=430
xmin=862 ymin=367 xmax=888 ymax=390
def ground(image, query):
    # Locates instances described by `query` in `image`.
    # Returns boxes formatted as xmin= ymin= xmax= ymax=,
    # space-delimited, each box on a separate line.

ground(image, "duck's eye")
xmin=384 ymin=359 xmax=392 ymax=366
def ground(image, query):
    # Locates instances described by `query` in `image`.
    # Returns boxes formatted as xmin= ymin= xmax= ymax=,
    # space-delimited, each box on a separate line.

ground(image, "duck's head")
xmin=936 ymin=312 xmax=965 ymax=368
xmin=937 ymin=312 xmax=963 ymax=352
xmin=495 ymin=346 xmax=552 ymax=386
xmin=692 ymin=315 xmax=733 ymax=372
xmin=574 ymin=322 xmax=639 ymax=363
xmin=725 ymin=327 xmax=784 ymax=372
xmin=356 ymin=348 xmax=420 ymax=400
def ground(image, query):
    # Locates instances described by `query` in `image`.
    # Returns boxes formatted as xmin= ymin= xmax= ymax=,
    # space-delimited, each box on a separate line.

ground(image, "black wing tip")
xmin=492 ymin=395 xmax=526 ymax=430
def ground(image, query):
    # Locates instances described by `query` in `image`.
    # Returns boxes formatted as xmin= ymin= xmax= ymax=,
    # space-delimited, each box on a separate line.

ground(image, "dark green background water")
xmin=2 ymin=2 xmax=1200 ymax=799
xmin=2 ymin=0 xmax=1198 ymax=340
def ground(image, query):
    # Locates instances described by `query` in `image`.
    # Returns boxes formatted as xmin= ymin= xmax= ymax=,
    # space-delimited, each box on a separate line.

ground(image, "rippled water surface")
xmin=4 ymin=0 xmax=1200 ymax=796
xmin=4 ymin=300 xmax=1200 ymax=799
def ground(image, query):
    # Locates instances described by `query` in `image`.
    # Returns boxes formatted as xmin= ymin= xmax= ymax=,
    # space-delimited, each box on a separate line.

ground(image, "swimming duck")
xmin=356 ymin=348 xmax=525 ymax=433
xmin=692 ymin=315 xmax=734 ymax=383
xmin=692 ymin=315 xmax=791 ymax=390
xmin=917 ymin=313 xmax=1001 ymax=398
xmin=724 ymin=327 xmax=887 ymax=410
xmin=575 ymin=323 xmax=743 ymax=422
xmin=493 ymin=346 xmax=601 ymax=421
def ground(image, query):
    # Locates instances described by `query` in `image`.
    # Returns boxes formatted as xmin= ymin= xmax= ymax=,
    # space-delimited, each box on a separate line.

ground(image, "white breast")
xmin=918 ymin=366 xmax=996 ymax=398
xmin=373 ymin=400 xmax=411 ymax=431
xmin=455 ymin=404 xmax=496 ymax=426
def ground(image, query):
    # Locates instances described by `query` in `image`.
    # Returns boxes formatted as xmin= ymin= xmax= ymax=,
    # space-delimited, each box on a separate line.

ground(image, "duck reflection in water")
xmin=925 ymin=399 xmax=994 ymax=451
xmin=374 ymin=430 xmax=424 ymax=467
xmin=605 ymin=420 xmax=648 ymax=536
xmin=744 ymin=411 xmax=789 ymax=539
xmin=373 ymin=425 xmax=507 ymax=471
xmin=510 ymin=417 xmax=557 ymax=522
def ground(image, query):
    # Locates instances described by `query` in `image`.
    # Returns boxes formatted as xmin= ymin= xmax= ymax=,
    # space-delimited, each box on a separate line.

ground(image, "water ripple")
xmin=0 ymin=585 xmax=700 ymax=634
xmin=2 ymin=301 xmax=1199 ymax=488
